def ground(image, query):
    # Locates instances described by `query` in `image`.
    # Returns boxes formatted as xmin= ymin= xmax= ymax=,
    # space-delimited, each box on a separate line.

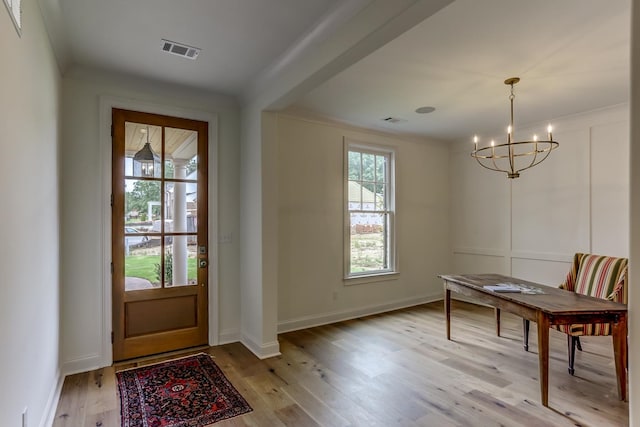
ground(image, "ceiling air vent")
xmin=161 ymin=39 xmax=201 ymax=60
xmin=381 ymin=117 xmax=406 ymax=124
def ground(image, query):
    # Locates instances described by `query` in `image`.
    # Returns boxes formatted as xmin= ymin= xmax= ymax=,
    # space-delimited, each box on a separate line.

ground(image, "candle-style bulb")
xmin=547 ymin=124 xmax=553 ymax=133
xmin=473 ymin=135 xmax=478 ymax=144
xmin=507 ymin=125 xmax=512 ymax=134
xmin=533 ymin=134 xmax=538 ymax=142
xmin=491 ymin=140 xmax=495 ymax=147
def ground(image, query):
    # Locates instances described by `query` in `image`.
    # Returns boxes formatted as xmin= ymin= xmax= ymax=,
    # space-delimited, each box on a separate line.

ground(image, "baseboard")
xmin=277 ymin=293 xmax=441 ymax=334
xmin=39 ymin=369 xmax=64 ymax=427
xmin=61 ymin=353 xmax=103 ymax=376
xmin=240 ymin=333 xmax=281 ymax=359
xmin=219 ymin=328 xmax=241 ymax=345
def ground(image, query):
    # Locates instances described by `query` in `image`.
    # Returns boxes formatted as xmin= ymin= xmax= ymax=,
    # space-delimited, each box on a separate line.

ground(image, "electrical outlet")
xmin=22 ymin=407 xmax=27 ymax=427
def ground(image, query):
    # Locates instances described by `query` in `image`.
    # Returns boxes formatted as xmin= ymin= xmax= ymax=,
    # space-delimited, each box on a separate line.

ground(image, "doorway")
xmin=111 ymin=108 xmax=209 ymax=361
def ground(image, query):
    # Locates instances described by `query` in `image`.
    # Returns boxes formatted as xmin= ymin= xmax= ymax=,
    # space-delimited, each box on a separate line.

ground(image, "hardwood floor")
xmin=52 ymin=300 xmax=628 ymax=426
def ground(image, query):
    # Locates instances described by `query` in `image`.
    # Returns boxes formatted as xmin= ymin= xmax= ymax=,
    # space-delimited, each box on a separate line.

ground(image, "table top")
xmin=439 ymin=273 xmax=627 ymax=315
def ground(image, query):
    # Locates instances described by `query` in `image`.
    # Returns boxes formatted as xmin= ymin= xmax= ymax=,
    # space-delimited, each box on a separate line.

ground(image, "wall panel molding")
xmin=452 ymin=247 xmax=506 ymax=258
xmin=510 ymin=251 xmax=573 ymax=263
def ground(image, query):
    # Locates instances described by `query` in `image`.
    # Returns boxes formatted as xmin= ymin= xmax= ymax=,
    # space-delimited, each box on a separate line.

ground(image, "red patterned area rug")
xmin=116 ymin=353 xmax=252 ymax=427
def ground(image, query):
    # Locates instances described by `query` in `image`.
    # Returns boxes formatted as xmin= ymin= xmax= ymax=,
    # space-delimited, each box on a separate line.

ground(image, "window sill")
xmin=344 ymin=271 xmax=399 ymax=286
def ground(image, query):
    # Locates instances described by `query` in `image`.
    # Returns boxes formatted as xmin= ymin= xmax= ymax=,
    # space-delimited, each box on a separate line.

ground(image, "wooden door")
xmin=112 ymin=108 xmax=208 ymax=361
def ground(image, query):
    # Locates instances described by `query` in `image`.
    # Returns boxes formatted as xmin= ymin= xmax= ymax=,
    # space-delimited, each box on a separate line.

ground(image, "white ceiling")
xmin=49 ymin=0 xmax=340 ymax=96
xmin=42 ymin=0 xmax=631 ymax=141
xmin=290 ymin=0 xmax=631 ymax=141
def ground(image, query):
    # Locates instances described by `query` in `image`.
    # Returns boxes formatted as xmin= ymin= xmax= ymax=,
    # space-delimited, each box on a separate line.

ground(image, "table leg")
xmin=445 ymin=286 xmax=451 ymax=340
xmin=495 ymin=308 xmax=501 ymax=337
xmin=612 ymin=313 xmax=628 ymax=401
xmin=523 ymin=319 xmax=530 ymax=351
xmin=536 ymin=312 xmax=550 ymax=407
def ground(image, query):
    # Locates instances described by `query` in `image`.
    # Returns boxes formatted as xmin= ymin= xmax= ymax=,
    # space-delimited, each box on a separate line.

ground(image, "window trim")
xmin=343 ymin=138 xmax=397 ymax=280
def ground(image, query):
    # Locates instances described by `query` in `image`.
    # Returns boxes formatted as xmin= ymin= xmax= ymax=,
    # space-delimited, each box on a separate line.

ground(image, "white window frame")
xmin=3 ymin=0 xmax=21 ymax=36
xmin=344 ymin=139 xmax=397 ymax=281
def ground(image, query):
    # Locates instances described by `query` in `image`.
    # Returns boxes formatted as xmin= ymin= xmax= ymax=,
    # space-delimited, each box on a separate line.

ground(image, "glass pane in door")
xmin=124 ymin=178 xmax=161 ymax=291
xmin=163 ymin=181 xmax=197 ymax=287
xmin=125 ymin=122 xmax=162 ymax=178
xmin=164 ymin=127 xmax=198 ymax=179
xmin=124 ymin=250 xmax=161 ymax=291
xmin=162 ymin=243 xmax=197 ymax=287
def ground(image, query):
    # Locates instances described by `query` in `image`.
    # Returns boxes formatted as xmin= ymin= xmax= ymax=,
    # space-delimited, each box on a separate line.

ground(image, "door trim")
xmin=98 ymin=95 xmax=219 ymax=369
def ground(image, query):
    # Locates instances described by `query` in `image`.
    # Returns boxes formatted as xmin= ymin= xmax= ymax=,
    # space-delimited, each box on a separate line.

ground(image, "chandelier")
xmin=471 ymin=77 xmax=558 ymax=178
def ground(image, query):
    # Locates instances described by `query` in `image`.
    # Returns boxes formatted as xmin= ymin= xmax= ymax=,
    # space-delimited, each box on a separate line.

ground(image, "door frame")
xmin=98 ymin=96 xmax=219 ymax=368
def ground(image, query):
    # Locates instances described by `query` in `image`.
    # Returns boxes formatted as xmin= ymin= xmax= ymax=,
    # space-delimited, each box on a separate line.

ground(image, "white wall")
xmin=451 ymin=104 xmax=629 ymax=286
xmin=276 ymin=114 xmax=450 ymax=331
xmin=59 ymin=66 xmax=242 ymax=373
xmin=0 ymin=0 xmax=62 ymax=425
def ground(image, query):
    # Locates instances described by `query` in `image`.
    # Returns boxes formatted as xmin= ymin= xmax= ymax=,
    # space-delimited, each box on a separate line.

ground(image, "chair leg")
xmin=568 ymin=335 xmax=577 ymax=375
xmin=576 ymin=336 xmax=582 ymax=352
xmin=523 ymin=319 xmax=530 ymax=351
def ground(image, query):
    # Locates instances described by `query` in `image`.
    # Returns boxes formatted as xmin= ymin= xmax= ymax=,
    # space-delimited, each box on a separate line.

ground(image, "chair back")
xmin=573 ymin=253 xmax=628 ymax=303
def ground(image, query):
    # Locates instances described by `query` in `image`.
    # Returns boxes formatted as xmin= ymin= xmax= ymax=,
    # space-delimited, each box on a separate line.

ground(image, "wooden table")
xmin=440 ymin=273 xmax=627 ymax=407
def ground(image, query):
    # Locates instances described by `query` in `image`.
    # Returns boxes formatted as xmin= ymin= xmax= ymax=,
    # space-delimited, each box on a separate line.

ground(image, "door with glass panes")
xmin=112 ymin=108 xmax=208 ymax=361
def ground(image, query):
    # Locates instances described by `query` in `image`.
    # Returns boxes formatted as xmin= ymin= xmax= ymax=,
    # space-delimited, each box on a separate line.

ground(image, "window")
xmin=345 ymin=141 xmax=395 ymax=278
xmin=3 ymin=0 xmax=21 ymax=35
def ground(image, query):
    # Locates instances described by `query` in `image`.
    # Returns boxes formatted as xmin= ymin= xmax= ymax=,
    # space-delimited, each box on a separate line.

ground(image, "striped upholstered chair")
xmin=556 ymin=253 xmax=628 ymax=375
xmin=522 ymin=253 xmax=628 ymax=375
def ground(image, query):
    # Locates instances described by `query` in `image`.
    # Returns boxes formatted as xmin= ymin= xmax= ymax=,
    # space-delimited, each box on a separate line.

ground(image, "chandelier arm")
xmin=472 ymin=151 xmax=501 ymax=172
xmin=475 ymin=156 xmax=504 ymax=173
xmin=523 ymin=140 xmax=540 ymax=173
xmin=517 ymin=143 xmax=554 ymax=174
xmin=488 ymin=145 xmax=501 ymax=171
xmin=490 ymin=154 xmax=500 ymax=172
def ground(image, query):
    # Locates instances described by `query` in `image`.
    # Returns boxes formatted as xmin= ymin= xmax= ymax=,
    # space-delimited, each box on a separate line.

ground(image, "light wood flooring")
xmin=52 ymin=300 xmax=628 ymax=426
